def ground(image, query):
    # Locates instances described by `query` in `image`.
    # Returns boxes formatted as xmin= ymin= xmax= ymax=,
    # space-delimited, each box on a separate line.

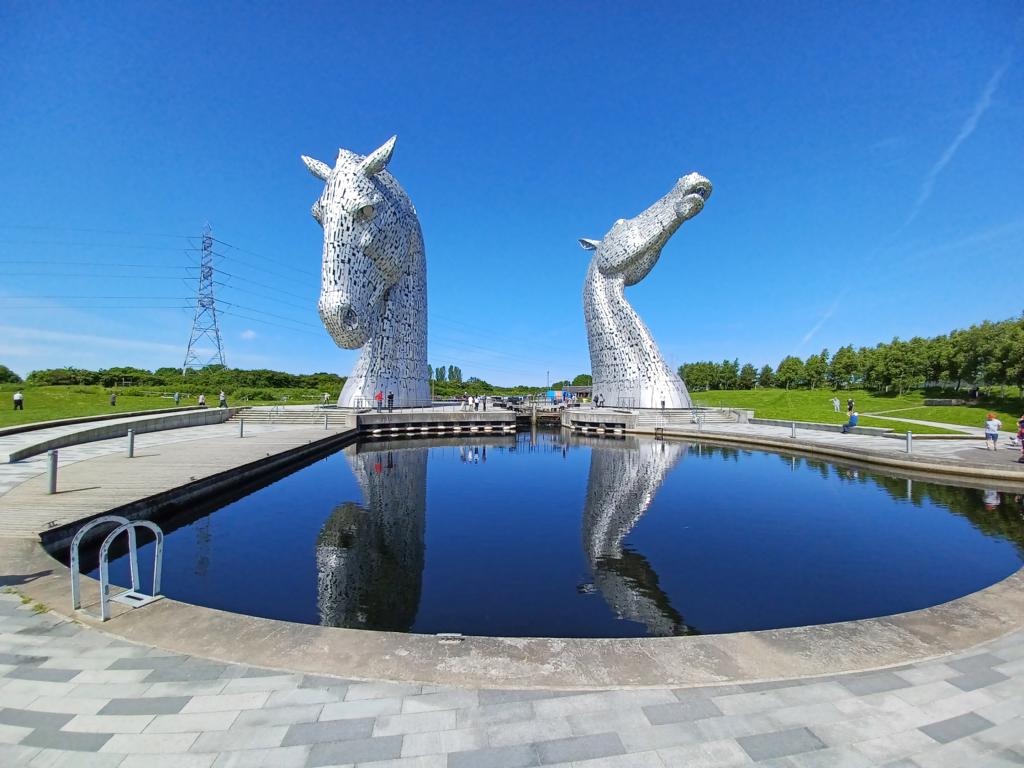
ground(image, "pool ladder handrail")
xmin=69 ymin=516 xmax=165 ymax=621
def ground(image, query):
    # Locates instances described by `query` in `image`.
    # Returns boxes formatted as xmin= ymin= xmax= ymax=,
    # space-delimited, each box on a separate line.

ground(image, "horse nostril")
xmin=341 ymin=308 xmax=359 ymax=330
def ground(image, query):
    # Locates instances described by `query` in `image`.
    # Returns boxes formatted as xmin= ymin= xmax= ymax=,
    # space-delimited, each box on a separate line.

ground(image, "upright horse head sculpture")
xmin=303 ymin=136 xmax=429 ymax=408
xmin=579 ymin=173 xmax=711 ymax=409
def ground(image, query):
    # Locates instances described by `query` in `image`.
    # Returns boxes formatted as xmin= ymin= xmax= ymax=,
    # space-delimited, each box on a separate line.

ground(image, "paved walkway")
xmin=1 ymin=591 xmax=1023 ymax=767
xmin=0 ymin=417 xmax=1023 ymax=765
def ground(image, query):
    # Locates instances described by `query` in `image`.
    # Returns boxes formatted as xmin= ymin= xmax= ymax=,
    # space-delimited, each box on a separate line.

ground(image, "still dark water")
xmin=80 ymin=431 xmax=1024 ymax=638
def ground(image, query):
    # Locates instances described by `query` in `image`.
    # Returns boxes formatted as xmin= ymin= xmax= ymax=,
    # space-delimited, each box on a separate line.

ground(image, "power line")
xmin=0 ymin=224 xmax=192 ymax=239
xmin=212 ymin=237 xmax=320 ymax=279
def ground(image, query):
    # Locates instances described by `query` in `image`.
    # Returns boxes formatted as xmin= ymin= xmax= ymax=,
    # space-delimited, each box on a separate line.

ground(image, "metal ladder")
xmin=70 ymin=516 xmax=165 ymax=621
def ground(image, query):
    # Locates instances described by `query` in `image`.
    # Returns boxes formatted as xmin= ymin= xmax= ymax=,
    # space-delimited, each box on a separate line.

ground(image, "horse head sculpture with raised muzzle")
xmin=579 ymin=172 xmax=711 ymax=409
xmin=303 ymin=136 xmax=429 ymax=408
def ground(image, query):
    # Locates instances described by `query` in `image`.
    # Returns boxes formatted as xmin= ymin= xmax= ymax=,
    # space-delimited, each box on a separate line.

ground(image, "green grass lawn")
xmin=875 ymin=405 xmax=1022 ymax=431
xmin=0 ymin=385 xmax=321 ymax=429
xmin=690 ymin=389 xmax=965 ymax=435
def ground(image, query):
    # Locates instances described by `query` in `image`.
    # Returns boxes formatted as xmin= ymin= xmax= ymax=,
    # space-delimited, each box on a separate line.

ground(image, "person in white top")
xmin=984 ymin=413 xmax=1002 ymax=451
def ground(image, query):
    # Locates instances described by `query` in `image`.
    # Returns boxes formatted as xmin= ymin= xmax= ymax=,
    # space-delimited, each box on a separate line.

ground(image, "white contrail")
xmin=904 ymin=56 xmax=1011 ymax=228
xmin=796 ymin=293 xmax=844 ymax=351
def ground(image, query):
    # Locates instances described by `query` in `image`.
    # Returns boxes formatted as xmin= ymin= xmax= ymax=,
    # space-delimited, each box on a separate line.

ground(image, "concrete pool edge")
xmin=4 ymin=535 xmax=1023 ymax=690
xmin=2 ymin=423 xmax=1023 ymax=689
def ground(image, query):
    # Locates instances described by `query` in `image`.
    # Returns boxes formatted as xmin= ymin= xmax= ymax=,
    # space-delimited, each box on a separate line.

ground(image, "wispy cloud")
xmin=240 ymin=329 xmax=258 ymax=340
xmin=796 ymin=293 xmax=844 ymax=351
xmin=903 ymin=56 xmax=1011 ymax=228
xmin=0 ymin=325 xmax=182 ymax=354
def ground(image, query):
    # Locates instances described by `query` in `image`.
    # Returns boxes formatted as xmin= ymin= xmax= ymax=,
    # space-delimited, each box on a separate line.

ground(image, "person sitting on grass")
xmin=841 ymin=410 xmax=859 ymax=434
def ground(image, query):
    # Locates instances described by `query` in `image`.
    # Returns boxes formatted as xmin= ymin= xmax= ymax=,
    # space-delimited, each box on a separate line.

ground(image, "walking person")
xmin=984 ymin=412 xmax=1002 ymax=451
xmin=481 ymin=395 xmax=487 ymax=412
xmin=831 ymin=397 xmax=840 ymax=412
xmin=387 ymin=392 xmax=394 ymax=412
xmin=109 ymin=392 xmax=117 ymax=407
xmin=13 ymin=390 xmax=23 ymax=410
xmin=198 ymin=393 xmax=206 ymax=407
xmin=847 ymin=398 xmax=854 ymax=415
xmin=374 ymin=390 xmax=383 ymax=412
xmin=219 ymin=390 xmax=227 ymax=408
xmin=173 ymin=391 xmax=180 ymax=405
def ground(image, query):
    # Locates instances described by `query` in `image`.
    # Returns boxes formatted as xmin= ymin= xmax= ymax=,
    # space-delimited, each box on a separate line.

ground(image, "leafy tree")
xmin=0 ymin=364 xmax=22 ymax=384
xmin=679 ymin=362 xmax=717 ymax=391
xmin=717 ymin=359 xmax=739 ymax=389
xmin=453 ymin=366 xmax=463 ymax=383
xmin=434 ymin=365 xmax=446 ymax=383
xmin=757 ymin=364 xmax=774 ymax=388
xmin=775 ymin=356 xmax=805 ymax=389
xmin=572 ymin=373 xmax=593 ymax=386
xmin=803 ymin=348 xmax=829 ymax=389
xmin=828 ymin=345 xmax=857 ymax=389
xmin=551 ymin=380 xmax=570 ymax=389
xmin=738 ymin=363 xmax=757 ymax=389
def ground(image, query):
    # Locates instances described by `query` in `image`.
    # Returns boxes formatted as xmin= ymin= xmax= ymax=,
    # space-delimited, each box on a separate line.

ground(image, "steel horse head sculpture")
xmin=303 ymin=136 xmax=429 ymax=408
xmin=579 ymin=173 xmax=711 ymax=409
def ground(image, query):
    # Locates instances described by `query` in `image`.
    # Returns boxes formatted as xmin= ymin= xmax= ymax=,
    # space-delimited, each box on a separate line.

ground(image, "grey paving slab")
xmin=643 ymin=697 xmax=723 ymax=724
xmin=837 ymin=672 xmax=912 ymax=696
xmin=918 ymin=711 xmax=994 ymax=743
xmin=0 ymin=707 xmax=73 ymax=729
xmin=736 ymin=727 xmax=826 ymax=761
xmin=306 ymin=734 xmax=403 ymax=766
xmin=446 ymin=743 xmax=539 ymax=768
xmin=100 ymin=695 xmax=191 ymax=715
xmin=20 ymin=728 xmax=113 ymax=751
xmin=281 ymin=716 xmax=375 ymax=746
xmin=533 ymin=732 xmax=624 ymax=764
xmin=3 ymin=665 xmax=79 ymax=682
xmin=948 ymin=667 xmax=1010 ymax=692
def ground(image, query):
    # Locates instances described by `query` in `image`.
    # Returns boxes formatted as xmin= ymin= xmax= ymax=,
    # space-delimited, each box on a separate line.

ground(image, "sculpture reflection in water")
xmin=316 ymin=440 xmax=427 ymax=631
xmin=577 ymin=433 xmax=698 ymax=636
xmin=315 ymin=436 xmax=514 ymax=631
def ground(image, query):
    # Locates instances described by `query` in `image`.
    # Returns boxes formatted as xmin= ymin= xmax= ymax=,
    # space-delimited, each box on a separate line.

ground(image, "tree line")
xmin=679 ymin=315 xmax=1024 ymax=395
xmin=430 ymin=364 xmax=463 ymax=384
xmin=11 ymin=365 xmax=346 ymax=397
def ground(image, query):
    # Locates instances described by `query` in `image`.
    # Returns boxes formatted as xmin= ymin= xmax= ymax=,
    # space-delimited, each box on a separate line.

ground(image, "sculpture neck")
xmin=338 ymin=233 xmax=429 ymax=407
xmin=583 ymin=262 xmax=690 ymax=409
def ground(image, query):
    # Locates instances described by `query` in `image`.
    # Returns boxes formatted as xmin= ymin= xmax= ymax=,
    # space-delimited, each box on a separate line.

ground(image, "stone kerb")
xmin=6 ymin=407 xmax=244 ymax=463
xmin=750 ymin=416 xmax=894 ymax=436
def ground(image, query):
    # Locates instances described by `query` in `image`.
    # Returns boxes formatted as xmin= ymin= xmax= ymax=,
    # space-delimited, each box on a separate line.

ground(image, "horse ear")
xmin=302 ymin=155 xmax=331 ymax=181
xmin=579 ymin=238 xmax=600 ymax=251
xmin=361 ymin=136 xmax=397 ymax=177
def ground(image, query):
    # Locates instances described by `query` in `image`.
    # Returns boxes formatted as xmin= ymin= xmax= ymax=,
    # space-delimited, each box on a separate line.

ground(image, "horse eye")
xmin=359 ymin=205 xmax=375 ymax=220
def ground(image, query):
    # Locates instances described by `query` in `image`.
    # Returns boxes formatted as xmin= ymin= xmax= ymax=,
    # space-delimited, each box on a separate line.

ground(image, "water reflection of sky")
xmin=88 ymin=432 xmax=1024 ymax=638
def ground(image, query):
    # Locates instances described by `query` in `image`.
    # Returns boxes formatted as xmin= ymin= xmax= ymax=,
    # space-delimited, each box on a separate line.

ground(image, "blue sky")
xmin=1 ymin=2 xmax=1021 ymax=385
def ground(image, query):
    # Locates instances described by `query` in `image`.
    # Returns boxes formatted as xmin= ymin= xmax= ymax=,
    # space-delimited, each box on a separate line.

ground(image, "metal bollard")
xmin=791 ymin=422 xmax=797 ymax=438
xmin=47 ymin=449 xmax=58 ymax=494
xmin=239 ymin=417 xmax=244 ymax=438
xmin=906 ymin=430 xmax=913 ymax=454
xmin=127 ymin=429 xmax=135 ymax=458
xmin=324 ymin=414 xmax=329 ymax=430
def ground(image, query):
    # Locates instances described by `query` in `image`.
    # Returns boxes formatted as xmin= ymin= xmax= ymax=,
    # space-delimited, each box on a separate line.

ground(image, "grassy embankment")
xmin=690 ymin=388 xmax=1021 ymax=435
xmin=0 ymin=385 xmax=322 ymax=429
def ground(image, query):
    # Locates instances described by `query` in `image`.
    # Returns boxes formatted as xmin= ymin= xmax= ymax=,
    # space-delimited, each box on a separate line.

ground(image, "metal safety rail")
xmin=69 ymin=516 xmax=165 ymax=621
